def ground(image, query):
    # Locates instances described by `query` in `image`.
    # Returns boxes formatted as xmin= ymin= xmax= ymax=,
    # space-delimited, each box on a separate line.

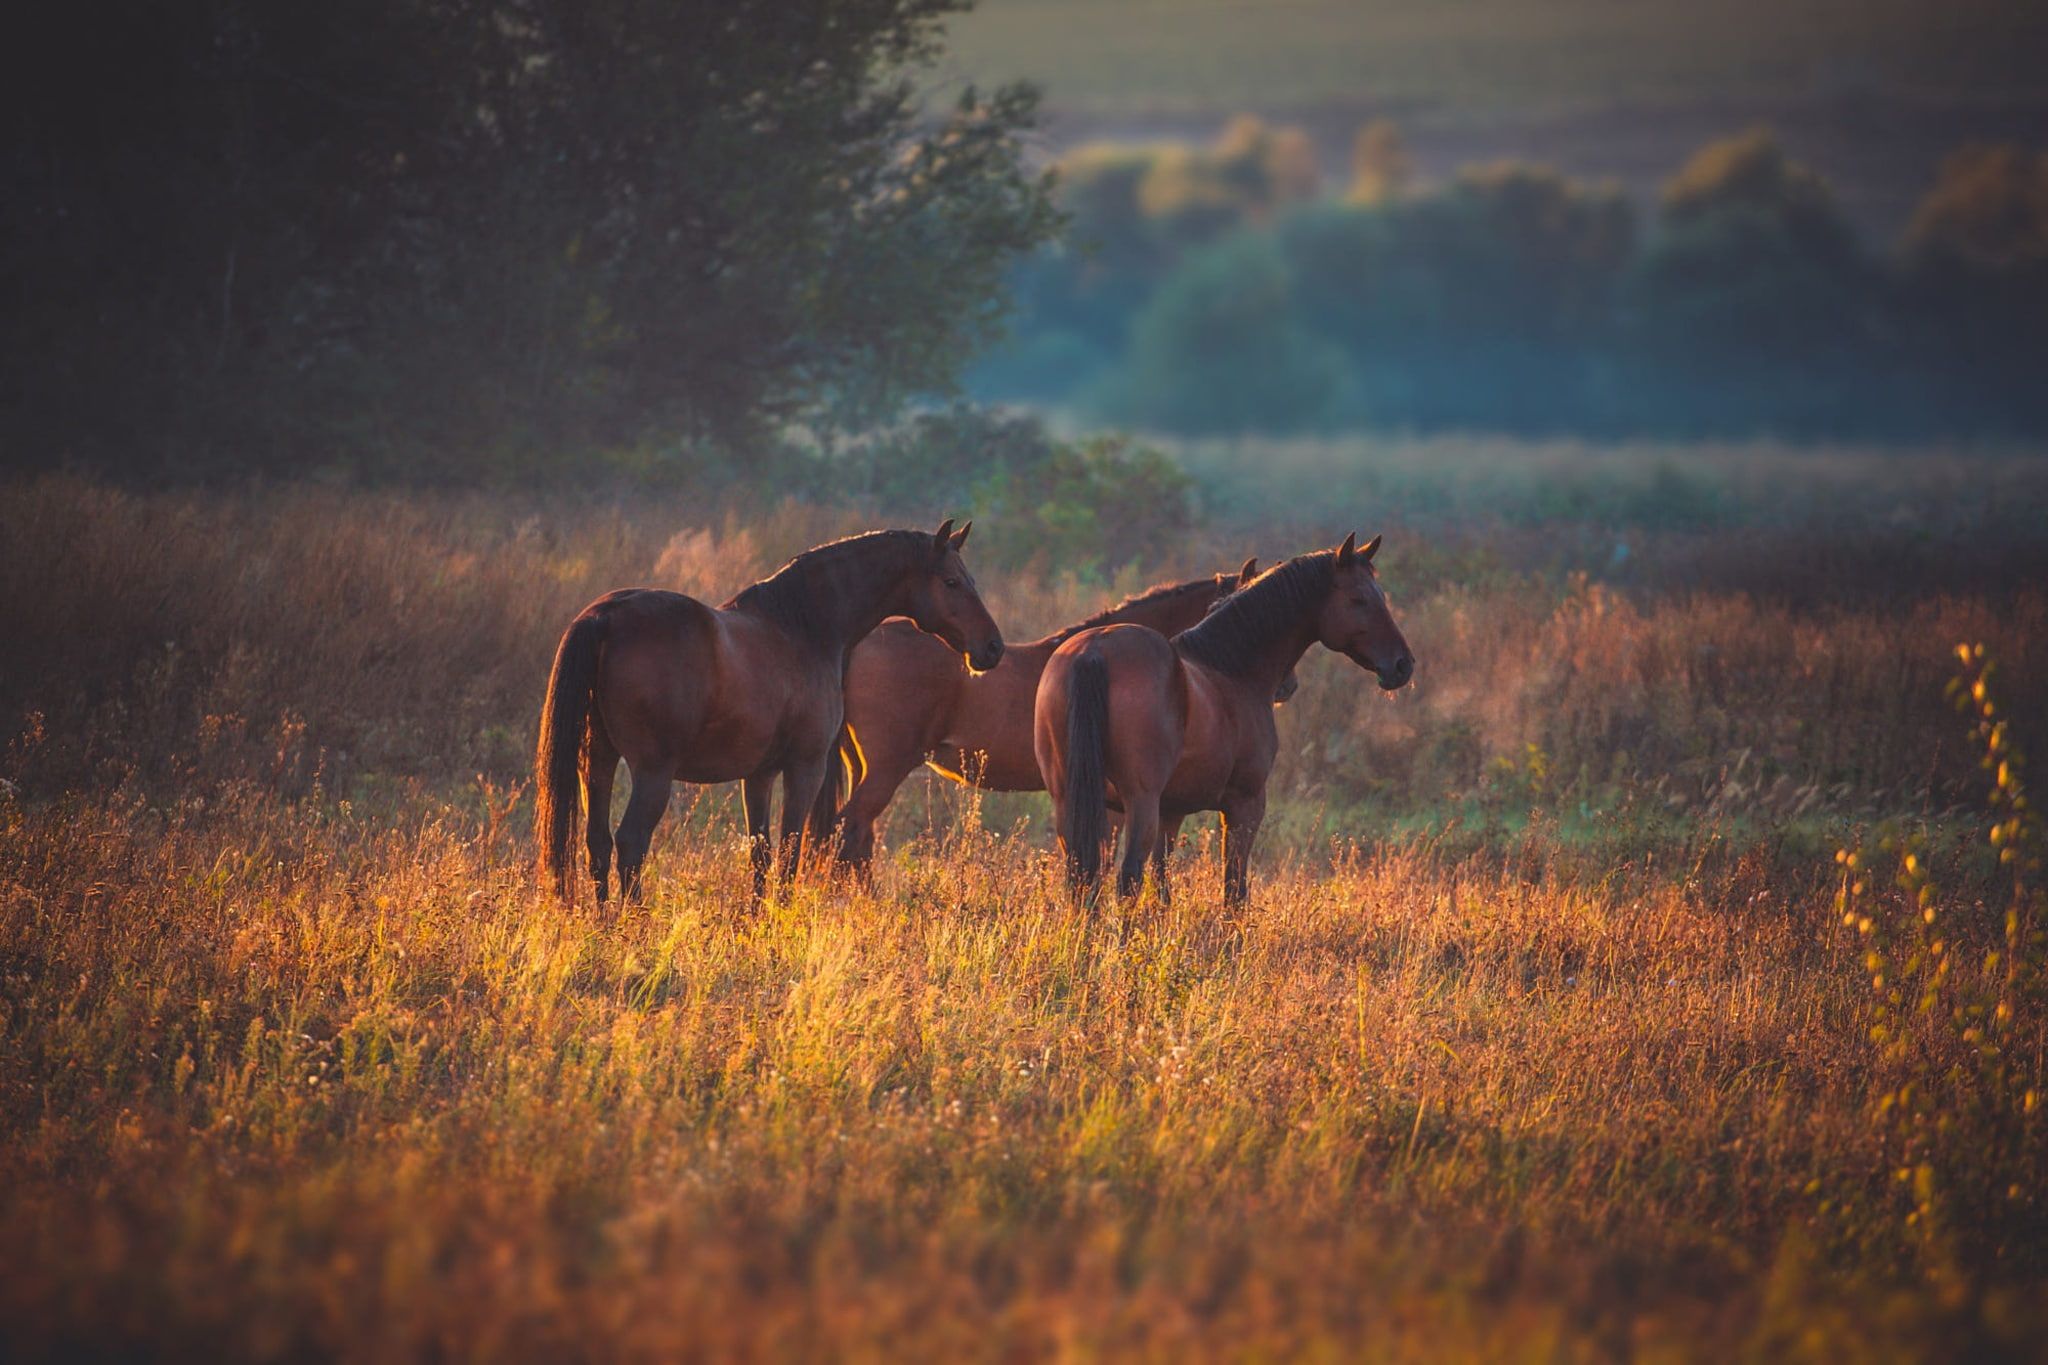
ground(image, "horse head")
xmin=1319 ymin=532 xmax=1413 ymax=692
xmin=903 ymin=518 xmax=1005 ymax=673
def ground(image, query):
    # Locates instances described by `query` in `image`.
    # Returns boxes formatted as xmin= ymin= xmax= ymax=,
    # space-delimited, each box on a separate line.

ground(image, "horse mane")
xmin=1174 ymin=551 xmax=1337 ymax=678
xmin=726 ymin=529 xmax=929 ymax=636
xmin=1048 ymin=576 xmax=1222 ymax=646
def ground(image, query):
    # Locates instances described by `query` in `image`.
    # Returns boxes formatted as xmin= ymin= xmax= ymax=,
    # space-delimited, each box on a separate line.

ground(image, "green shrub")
xmin=836 ymin=405 xmax=1195 ymax=574
xmin=970 ymin=433 xmax=1194 ymax=574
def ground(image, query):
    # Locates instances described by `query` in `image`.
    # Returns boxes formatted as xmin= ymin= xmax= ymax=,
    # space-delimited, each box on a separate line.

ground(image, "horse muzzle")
xmin=1377 ymin=653 xmax=1415 ymax=691
xmin=968 ymin=637 xmax=1005 ymax=673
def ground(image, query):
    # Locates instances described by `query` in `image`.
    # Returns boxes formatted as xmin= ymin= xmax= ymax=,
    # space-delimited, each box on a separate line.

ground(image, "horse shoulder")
xmin=1176 ymin=657 xmax=1232 ymax=733
xmin=1162 ymin=658 xmax=1253 ymax=802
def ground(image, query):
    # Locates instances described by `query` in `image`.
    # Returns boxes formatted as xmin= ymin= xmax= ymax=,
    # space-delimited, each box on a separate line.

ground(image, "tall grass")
xmin=1 ymin=464 xmax=2044 ymax=1358
xmin=4 ymin=472 xmax=2041 ymax=837
xmin=0 ymin=776 xmax=1937 ymax=1358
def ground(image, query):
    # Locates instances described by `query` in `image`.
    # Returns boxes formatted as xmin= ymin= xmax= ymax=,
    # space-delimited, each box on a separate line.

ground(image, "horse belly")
xmin=1162 ymin=750 xmax=1233 ymax=814
xmin=929 ymin=645 xmax=1044 ymax=789
xmin=930 ymin=741 xmax=1041 ymax=791
xmin=686 ymin=668 xmax=818 ymax=779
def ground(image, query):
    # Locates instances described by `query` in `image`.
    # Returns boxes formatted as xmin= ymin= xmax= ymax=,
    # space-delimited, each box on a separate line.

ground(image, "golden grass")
xmin=1 ymin=470 xmax=2044 ymax=1359
xmin=0 ymin=785 xmax=1890 ymax=1359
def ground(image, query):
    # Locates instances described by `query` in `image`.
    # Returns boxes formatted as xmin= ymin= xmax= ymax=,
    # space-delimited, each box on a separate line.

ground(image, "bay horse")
xmin=535 ymin=520 xmax=1003 ymax=903
xmin=814 ymin=560 xmax=1291 ymax=868
xmin=1035 ymin=533 xmax=1413 ymax=905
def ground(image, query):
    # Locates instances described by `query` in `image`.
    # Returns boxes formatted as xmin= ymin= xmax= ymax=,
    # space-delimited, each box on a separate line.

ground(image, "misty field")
xmin=2 ymin=446 xmax=2045 ymax=1360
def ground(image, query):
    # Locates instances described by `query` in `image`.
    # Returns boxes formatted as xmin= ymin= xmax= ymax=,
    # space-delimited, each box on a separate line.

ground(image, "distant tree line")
xmin=3 ymin=1 xmax=1058 ymax=477
xmin=972 ymin=118 xmax=2048 ymax=441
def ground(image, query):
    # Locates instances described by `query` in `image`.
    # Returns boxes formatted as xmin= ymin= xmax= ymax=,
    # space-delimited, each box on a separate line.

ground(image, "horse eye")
xmin=944 ymin=577 xmax=962 ymax=589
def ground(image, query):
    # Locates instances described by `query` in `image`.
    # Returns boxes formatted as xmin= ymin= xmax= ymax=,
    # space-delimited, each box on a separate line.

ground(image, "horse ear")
xmin=950 ymin=521 xmax=972 ymax=551
xmin=1237 ymin=557 xmax=1258 ymax=586
xmin=933 ymin=518 xmax=955 ymax=557
xmin=1361 ymin=532 xmax=1383 ymax=563
xmin=1335 ymin=532 xmax=1357 ymax=566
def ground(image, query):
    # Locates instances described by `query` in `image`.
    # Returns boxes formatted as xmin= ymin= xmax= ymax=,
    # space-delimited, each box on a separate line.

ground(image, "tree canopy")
xmin=971 ymin=117 xmax=2048 ymax=442
xmin=3 ymin=1 xmax=1060 ymax=475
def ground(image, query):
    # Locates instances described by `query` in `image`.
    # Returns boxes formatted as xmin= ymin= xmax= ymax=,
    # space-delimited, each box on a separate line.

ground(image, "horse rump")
xmin=1061 ymin=652 xmax=1111 ymax=889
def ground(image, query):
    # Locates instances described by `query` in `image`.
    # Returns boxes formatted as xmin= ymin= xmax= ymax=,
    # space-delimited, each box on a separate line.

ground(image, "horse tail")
xmin=1062 ymin=652 xmax=1111 ymax=888
xmin=535 ymin=610 xmax=607 ymax=899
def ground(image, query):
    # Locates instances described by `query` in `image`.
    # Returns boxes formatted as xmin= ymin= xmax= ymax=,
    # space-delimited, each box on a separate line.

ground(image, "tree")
xmin=986 ymin=116 xmax=1321 ymax=407
xmin=1275 ymin=164 xmax=1634 ymax=430
xmin=1347 ymin=120 xmax=1415 ymax=206
xmin=1624 ymin=130 xmax=1880 ymax=434
xmin=1903 ymin=145 xmax=2048 ymax=275
xmin=1099 ymin=232 xmax=1343 ymax=434
xmin=1896 ymin=145 xmax=2048 ymax=433
xmin=1659 ymin=128 xmax=1852 ymax=257
xmin=2 ymin=1 xmax=1060 ymax=474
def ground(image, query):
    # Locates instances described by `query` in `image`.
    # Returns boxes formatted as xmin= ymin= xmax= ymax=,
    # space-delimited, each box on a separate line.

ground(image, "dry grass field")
xmin=2 ymin=448 xmax=2044 ymax=1360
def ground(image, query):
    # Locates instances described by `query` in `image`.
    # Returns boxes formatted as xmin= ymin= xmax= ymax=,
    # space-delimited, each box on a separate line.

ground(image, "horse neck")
xmin=1220 ymin=613 xmax=1319 ymax=700
xmin=1176 ymin=566 xmax=1326 ymax=699
xmin=736 ymin=535 xmax=925 ymax=660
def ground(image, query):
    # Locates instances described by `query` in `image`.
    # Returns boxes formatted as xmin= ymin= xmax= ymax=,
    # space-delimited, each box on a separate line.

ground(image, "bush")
xmin=969 ymin=433 xmax=1194 ymax=573
xmin=833 ymin=406 xmax=1194 ymax=574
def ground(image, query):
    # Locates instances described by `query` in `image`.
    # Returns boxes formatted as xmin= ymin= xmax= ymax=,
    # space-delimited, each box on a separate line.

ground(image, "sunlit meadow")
xmin=2 ymin=449 xmax=2044 ymax=1359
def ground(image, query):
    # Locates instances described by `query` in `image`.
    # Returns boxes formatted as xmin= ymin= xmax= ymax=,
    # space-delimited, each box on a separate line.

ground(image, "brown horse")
xmin=1035 ymin=534 xmax=1413 ymax=905
xmin=536 ymin=520 xmax=1003 ymax=903
xmin=815 ymin=560 xmax=1287 ymax=868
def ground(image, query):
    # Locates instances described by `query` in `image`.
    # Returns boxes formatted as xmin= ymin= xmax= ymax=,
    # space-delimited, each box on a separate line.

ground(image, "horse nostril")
xmin=985 ymin=639 xmax=1005 ymax=666
xmin=1396 ymin=656 xmax=1414 ymax=683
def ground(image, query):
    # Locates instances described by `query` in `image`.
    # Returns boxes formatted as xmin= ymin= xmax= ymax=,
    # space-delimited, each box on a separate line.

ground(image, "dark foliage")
xmin=3 ymin=1 xmax=1060 ymax=476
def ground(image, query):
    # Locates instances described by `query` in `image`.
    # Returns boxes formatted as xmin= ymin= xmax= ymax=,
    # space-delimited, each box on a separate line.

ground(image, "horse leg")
xmin=840 ymin=745 xmax=926 ymax=872
xmin=742 ymin=772 xmax=774 ymax=901
xmin=1151 ymin=817 xmax=1178 ymax=907
xmin=1219 ymin=790 xmax=1266 ymax=907
xmin=1118 ymin=794 xmax=1161 ymax=902
xmin=777 ymin=754 xmax=829 ymax=886
xmin=808 ymin=731 xmax=862 ymax=867
xmin=614 ymin=764 xmax=674 ymax=904
xmin=583 ymin=721 xmax=620 ymax=905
